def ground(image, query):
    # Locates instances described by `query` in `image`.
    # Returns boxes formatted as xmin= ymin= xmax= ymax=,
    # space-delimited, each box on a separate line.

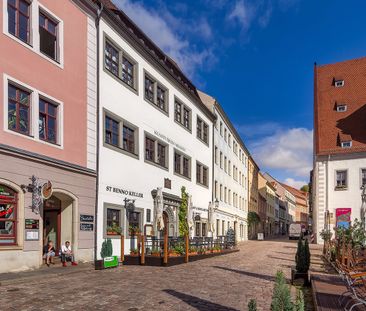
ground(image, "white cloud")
xmin=227 ymin=0 xmax=256 ymax=31
xmin=250 ymin=127 xmax=313 ymax=178
xmin=113 ymin=0 xmax=216 ymax=78
xmin=236 ymin=121 xmax=282 ymax=138
xmin=283 ymin=178 xmax=307 ymax=190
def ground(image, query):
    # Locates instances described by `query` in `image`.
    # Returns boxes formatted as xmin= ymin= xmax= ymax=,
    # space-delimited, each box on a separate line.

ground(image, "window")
xmin=222 ymin=220 xmax=225 ymax=236
xmin=146 ymin=209 xmax=151 ymax=223
xmin=105 ymin=116 xmax=119 ymax=147
xmin=202 ymin=223 xmax=206 ymax=237
xmin=197 ymin=116 xmax=209 ymax=144
xmin=7 ymin=0 xmax=30 ymax=43
xmin=8 ymin=83 xmax=30 ymax=135
xmin=106 ymin=208 xmax=121 ymax=235
xmin=122 ymin=56 xmax=134 ymax=87
xmin=341 ymin=141 xmax=352 ymax=148
xmin=39 ymin=98 xmax=57 ymax=144
xmin=123 ymin=125 xmax=135 ymax=154
xmin=145 ymin=135 xmax=168 ymax=168
xmin=362 ymin=169 xmax=366 ymax=187
xmin=174 ymin=151 xmax=191 ymax=179
xmin=224 ymin=128 xmax=227 ymax=142
xmin=335 ymin=80 xmax=344 ymax=87
xmin=336 ymin=170 xmax=347 ymax=189
xmin=228 ymin=134 xmax=231 ymax=147
xmin=224 ymin=156 xmax=227 ymax=173
xmin=220 ymin=122 xmax=223 ymax=136
xmin=195 ymin=222 xmax=201 ymax=237
xmin=228 ymin=190 xmax=231 ymax=205
xmin=228 ymin=160 xmax=231 ymax=176
xmin=220 ymin=184 xmax=223 ymax=201
xmin=104 ymin=112 xmax=138 ymax=156
xmin=105 ymin=41 xmax=119 ymax=77
xmin=174 ymin=99 xmax=191 ymax=131
xmin=220 ymin=152 xmax=223 ymax=169
xmin=336 ymin=104 xmax=347 ymax=112
xmin=0 ymin=186 xmax=17 ymax=245
xmin=144 ymin=73 xmax=168 ymax=113
xmin=216 ymin=219 xmax=220 ymax=236
xmin=128 ymin=211 xmax=141 ymax=236
xmin=196 ymin=162 xmax=209 ymax=187
xmin=215 ymin=181 xmax=218 ymax=199
xmin=39 ymin=12 xmax=58 ymax=61
xmin=104 ymin=39 xmax=137 ymax=90
xmin=224 ymin=187 xmax=227 ymax=203
xmin=215 ymin=146 xmax=218 ymax=164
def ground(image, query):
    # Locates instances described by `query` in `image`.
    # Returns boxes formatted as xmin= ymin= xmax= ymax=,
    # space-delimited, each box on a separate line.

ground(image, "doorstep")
xmin=0 ymin=262 xmax=93 ymax=286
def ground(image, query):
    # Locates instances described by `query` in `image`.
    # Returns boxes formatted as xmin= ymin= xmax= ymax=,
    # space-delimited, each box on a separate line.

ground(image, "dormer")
xmin=333 ymin=77 xmax=345 ymax=88
xmin=338 ymin=132 xmax=352 ymax=148
xmin=335 ymin=102 xmax=347 ymax=112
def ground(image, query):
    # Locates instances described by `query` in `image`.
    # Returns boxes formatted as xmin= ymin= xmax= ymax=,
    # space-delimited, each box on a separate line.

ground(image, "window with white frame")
xmin=341 ymin=141 xmax=352 ymax=148
xmin=7 ymin=0 xmax=30 ymax=44
xmin=336 ymin=104 xmax=347 ymax=112
xmin=6 ymin=78 xmax=62 ymax=145
xmin=336 ymin=170 xmax=347 ymax=189
xmin=174 ymin=99 xmax=191 ymax=131
xmin=334 ymin=79 xmax=344 ymax=87
xmin=361 ymin=169 xmax=366 ymax=187
xmin=197 ymin=116 xmax=209 ymax=144
xmin=174 ymin=150 xmax=191 ymax=179
xmin=196 ymin=162 xmax=208 ymax=187
xmin=39 ymin=11 xmax=59 ymax=61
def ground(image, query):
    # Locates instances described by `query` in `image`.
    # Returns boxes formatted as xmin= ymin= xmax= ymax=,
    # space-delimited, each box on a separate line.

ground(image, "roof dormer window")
xmin=334 ymin=79 xmax=344 ymax=88
xmin=341 ymin=141 xmax=352 ymax=148
xmin=336 ymin=104 xmax=347 ymax=112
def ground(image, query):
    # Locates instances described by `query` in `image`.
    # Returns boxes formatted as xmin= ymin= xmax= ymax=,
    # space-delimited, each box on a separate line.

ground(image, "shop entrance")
xmin=43 ymin=196 xmax=61 ymax=254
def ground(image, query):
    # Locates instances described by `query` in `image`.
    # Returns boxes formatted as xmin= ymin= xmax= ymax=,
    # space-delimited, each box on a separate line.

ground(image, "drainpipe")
xmin=94 ymin=1 xmax=104 ymax=263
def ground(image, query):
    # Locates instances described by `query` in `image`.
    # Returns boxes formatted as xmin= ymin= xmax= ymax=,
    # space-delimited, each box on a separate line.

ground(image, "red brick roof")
xmin=314 ymin=57 xmax=366 ymax=156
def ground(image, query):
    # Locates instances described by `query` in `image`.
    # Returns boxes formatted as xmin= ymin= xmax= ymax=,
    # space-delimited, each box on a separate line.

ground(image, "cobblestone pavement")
xmin=0 ymin=238 xmax=322 ymax=311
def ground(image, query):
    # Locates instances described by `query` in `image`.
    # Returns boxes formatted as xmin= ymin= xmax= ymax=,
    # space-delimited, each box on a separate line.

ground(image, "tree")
xmin=271 ymin=271 xmax=293 ymax=311
xmin=178 ymin=186 xmax=189 ymax=237
xmin=300 ymin=185 xmax=309 ymax=193
xmin=304 ymin=238 xmax=311 ymax=273
xmin=295 ymin=238 xmax=307 ymax=273
xmin=100 ymin=238 xmax=113 ymax=258
xmin=248 ymin=299 xmax=257 ymax=311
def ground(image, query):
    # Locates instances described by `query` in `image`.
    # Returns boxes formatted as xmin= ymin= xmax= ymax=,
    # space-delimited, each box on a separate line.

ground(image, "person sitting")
xmin=43 ymin=241 xmax=56 ymax=267
xmin=61 ymin=241 xmax=77 ymax=267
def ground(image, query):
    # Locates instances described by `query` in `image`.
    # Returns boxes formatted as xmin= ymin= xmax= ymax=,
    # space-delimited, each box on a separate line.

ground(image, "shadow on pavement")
xmin=212 ymin=266 xmax=276 ymax=282
xmin=267 ymin=255 xmax=294 ymax=263
xmin=163 ymin=289 xmax=240 ymax=311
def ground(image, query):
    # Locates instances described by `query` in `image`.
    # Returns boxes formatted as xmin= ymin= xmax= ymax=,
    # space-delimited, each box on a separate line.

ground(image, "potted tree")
xmin=150 ymin=247 xmax=161 ymax=257
xmin=188 ymin=246 xmax=198 ymax=256
xmin=130 ymin=248 xmax=139 ymax=256
xmin=95 ymin=238 xmax=119 ymax=270
xmin=291 ymin=238 xmax=310 ymax=285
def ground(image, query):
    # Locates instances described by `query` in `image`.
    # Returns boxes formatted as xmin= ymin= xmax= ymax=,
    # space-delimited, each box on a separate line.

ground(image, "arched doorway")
xmin=43 ymin=190 xmax=78 ymax=257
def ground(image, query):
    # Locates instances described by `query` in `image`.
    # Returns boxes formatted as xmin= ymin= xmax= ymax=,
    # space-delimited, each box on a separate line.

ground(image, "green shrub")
xmin=179 ymin=186 xmax=189 ymax=237
xmin=271 ymin=271 xmax=293 ymax=311
xmin=304 ymin=239 xmax=311 ymax=273
xmin=295 ymin=239 xmax=308 ymax=273
xmin=100 ymin=238 xmax=113 ymax=258
xmin=248 ymin=299 xmax=257 ymax=311
xmin=294 ymin=289 xmax=304 ymax=311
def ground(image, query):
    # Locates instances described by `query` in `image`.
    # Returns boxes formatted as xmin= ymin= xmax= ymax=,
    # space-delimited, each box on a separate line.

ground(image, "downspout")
xmin=94 ymin=1 xmax=104 ymax=262
xmin=212 ymin=103 xmax=216 ymax=203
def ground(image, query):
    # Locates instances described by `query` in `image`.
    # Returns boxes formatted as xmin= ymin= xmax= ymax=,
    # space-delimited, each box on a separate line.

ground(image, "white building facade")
xmin=199 ymin=91 xmax=249 ymax=242
xmin=95 ymin=7 xmax=214 ymax=257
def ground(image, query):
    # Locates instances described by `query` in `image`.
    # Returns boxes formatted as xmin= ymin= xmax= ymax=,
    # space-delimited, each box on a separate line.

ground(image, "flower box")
xmin=168 ymin=252 xmax=181 ymax=257
xmin=151 ymin=252 xmax=161 ymax=257
xmin=130 ymin=252 xmax=139 ymax=257
xmin=189 ymin=252 xmax=198 ymax=256
xmin=107 ymin=231 xmax=118 ymax=236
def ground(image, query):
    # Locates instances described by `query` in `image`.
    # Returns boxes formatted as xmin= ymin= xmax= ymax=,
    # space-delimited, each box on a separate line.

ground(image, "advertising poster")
xmin=336 ymin=208 xmax=351 ymax=229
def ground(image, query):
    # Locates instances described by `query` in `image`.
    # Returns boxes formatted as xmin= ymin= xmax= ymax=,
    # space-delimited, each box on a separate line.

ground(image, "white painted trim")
xmin=3 ymin=73 xmax=64 ymax=149
xmin=2 ymin=0 xmax=64 ymax=68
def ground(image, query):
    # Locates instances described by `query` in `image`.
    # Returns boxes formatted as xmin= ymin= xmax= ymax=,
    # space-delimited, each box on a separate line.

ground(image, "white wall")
xmin=97 ymin=20 xmax=213 ymax=257
xmin=213 ymin=110 xmax=248 ymax=241
xmin=314 ymin=152 xmax=366 ymax=243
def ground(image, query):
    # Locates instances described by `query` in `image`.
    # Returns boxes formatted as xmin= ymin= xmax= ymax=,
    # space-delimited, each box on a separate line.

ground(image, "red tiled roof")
xmin=314 ymin=57 xmax=366 ymax=156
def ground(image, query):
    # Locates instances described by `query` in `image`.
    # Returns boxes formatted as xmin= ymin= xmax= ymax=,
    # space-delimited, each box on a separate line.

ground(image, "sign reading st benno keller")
xmin=106 ymin=186 xmax=143 ymax=198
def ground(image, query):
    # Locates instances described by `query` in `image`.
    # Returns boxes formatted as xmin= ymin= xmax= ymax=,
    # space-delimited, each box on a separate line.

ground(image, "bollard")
xmin=163 ymin=229 xmax=168 ymax=265
xmin=140 ymin=235 xmax=145 ymax=265
xmin=120 ymin=234 xmax=124 ymax=263
xmin=185 ymin=234 xmax=189 ymax=263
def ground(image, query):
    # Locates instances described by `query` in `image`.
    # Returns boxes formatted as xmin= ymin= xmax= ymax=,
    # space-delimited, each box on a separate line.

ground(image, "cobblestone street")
xmin=0 ymin=238 xmax=322 ymax=311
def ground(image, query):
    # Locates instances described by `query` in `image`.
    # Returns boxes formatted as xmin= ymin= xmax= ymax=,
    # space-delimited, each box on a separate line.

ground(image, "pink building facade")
xmin=0 ymin=0 xmax=97 ymax=272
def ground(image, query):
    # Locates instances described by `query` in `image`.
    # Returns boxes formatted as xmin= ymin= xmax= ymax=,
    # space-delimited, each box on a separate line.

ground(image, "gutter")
xmin=94 ymin=1 xmax=104 ymax=263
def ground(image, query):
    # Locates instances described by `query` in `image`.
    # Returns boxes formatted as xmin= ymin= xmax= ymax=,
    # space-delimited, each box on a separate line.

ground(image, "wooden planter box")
xmin=130 ymin=252 xmax=139 ymax=257
xmin=189 ymin=252 xmax=198 ymax=256
xmin=106 ymin=232 xmax=119 ymax=236
xmin=168 ymin=252 xmax=182 ymax=257
xmin=151 ymin=253 xmax=161 ymax=257
xmin=94 ymin=256 xmax=119 ymax=270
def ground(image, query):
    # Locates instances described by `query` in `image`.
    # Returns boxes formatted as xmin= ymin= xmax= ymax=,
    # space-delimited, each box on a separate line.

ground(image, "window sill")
xmin=335 ymin=187 xmax=348 ymax=191
xmin=0 ymin=245 xmax=22 ymax=251
xmin=174 ymin=119 xmax=192 ymax=134
xmin=196 ymin=182 xmax=209 ymax=189
xmin=174 ymin=171 xmax=191 ymax=181
xmin=144 ymin=97 xmax=169 ymax=117
xmin=197 ymin=136 xmax=209 ymax=147
xmin=103 ymin=66 xmax=139 ymax=96
xmin=103 ymin=141 xmax=139 ymax=160
xmin=144 ymin=159 xmax=169 ymax=171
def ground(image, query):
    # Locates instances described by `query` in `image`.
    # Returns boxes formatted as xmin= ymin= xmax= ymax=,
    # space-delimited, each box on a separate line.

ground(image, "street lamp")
xmin=214 ymin=198 xmax=219 ymax=209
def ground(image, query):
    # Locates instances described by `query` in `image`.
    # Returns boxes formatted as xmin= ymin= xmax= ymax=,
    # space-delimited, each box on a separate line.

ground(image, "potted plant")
xmin=151 ymin=247 xmax=161 ymax=257
xmin=106 ymin=222 xmax=122 ymax=236
xmin=189 ymin=246 xmax=198 ymax=255
xmin=291 ymin=238 xmax=310 ymax=286
xmin=129 ymin=225 xmax=141 ymax=236
xmin=130 ymin=248 xmax=139 ymax=256
xmin=95 ymin=238 xmax=119 ymax=270
xmin=212 ymin=246 xmax=221 ymax=253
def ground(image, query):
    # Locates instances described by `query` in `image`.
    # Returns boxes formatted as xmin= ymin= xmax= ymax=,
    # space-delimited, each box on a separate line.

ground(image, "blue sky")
xmin=114 ymin=0 xmax=366 ymax=189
